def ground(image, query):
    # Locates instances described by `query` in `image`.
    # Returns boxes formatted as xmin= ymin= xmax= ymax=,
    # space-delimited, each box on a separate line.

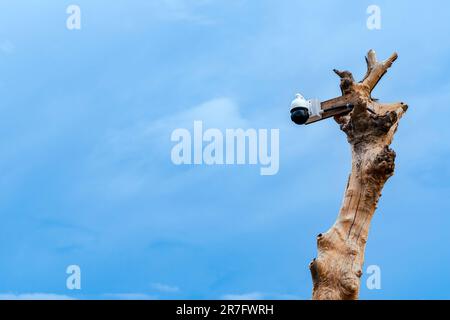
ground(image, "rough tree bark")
xmin=309 ymin=50 xmax=408 ymax=300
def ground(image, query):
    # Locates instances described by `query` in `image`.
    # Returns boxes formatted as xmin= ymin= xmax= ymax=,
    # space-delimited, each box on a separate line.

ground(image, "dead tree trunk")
xmin=309 ymin=50 xmax=408 ymax=300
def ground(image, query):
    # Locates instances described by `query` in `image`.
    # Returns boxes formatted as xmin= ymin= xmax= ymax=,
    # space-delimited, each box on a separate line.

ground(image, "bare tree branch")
xmin=362 ymin=50 xmax=398 ymax=93
xmin=372 ymin=101 xmax=408 ymax=115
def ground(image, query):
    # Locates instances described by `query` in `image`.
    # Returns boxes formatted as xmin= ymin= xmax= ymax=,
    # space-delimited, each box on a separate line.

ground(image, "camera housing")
xmin=290 ymin=93 xmax=322 ymax=125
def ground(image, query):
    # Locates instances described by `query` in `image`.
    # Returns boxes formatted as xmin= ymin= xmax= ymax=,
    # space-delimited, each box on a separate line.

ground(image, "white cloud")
xmin=86 ymin=97 xmax=246 ymax=197
xmin=147 ymin=0 xmax=214 ymax=24
xmin=151 ymin=283 xmax=180 ymax=293
xmin=95 ymin=97 xmax=245 ymax=159
xmin=104 ymin=293 xmax=157 ymax=300
xmin=221 ymin=292 xmax=304 ymax=300
xmin=0 ymin=40 xmax=15 ymax=55
xmin=0 ymin=293 xmax=75 ymax=300
xmin=153 ymin=97 xmax=247 ymax=131
xmin=221 ymin=292 xmax=265 ymax=300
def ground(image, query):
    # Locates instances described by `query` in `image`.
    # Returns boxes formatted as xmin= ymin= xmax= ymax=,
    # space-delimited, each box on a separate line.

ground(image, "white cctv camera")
xmin=290 ymin=93 xmax=322 ymax=125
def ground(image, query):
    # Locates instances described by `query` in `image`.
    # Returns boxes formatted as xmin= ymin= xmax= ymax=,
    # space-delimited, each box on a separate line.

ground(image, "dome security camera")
xmin=290 ymin=93 xmax=322 ymax=125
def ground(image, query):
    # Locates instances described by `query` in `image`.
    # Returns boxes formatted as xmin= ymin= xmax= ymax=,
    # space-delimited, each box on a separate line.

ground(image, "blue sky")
xmin=0 ymin=0 xmax=450 ymax=300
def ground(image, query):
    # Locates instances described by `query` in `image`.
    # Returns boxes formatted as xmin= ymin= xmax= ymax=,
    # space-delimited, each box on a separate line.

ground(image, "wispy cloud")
xmin=86 ymin=97 xmax=246 ymax=198
xmin=148 ymin=0 xmax=214 ymax=24
xmin=151 ymin=283 xmax=180 ymax=293
xmin=221 ymin=292 xmax=265 ymax=300
xmin=0 ymin=293 xmax=75 ymax=300
xmin=91 ymin=97 xmax=245 ymax=163
xmin=103 ymin=293 xmax=157 ymax=300
xmin=221 ymin=292 xmax=303 ymax=300
xmin=0 ymin=40 xmax=15 ymax=55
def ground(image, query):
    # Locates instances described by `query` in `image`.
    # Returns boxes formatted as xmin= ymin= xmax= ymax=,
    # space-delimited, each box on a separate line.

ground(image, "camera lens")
xmin=290 ymin=107 xmax=310 ymax=125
